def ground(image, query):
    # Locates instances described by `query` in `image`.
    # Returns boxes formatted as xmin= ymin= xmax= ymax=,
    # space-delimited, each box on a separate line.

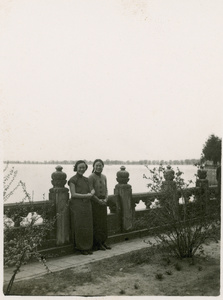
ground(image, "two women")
xmin=68 ymin=159 xmax=110 ymax=255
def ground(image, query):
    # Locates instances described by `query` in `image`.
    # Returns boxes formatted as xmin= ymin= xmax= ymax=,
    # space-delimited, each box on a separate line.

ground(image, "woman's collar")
xmin=76 ymin=173 xmax=83 ymax=178
xmin=94 ymin=171 xmax=102 ymax=176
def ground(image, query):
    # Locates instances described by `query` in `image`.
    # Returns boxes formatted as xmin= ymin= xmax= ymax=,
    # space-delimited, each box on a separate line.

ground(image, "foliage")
xmin=4 ymin=164 xmax=21 ymax=202
xmin=3 ymin=163 xmax=56 ymax=295
xmin=201 ymin=134 xmax=222 ymax=165
xmin=144 ymin=165 xmax=165 ymax=192
xmin=4 ymin=218 xmax=55 ymax=267
xmin=144 ymin=165 xmax=193 ymax=192
xmin=145 ymin=165 xmax=220 ymax=259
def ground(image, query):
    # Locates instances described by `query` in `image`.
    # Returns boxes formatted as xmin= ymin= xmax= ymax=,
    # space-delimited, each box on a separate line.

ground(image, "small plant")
xmin=198 ymin=266 xmax=203 ymax=271
xmin=134 ymin=283 xmax=139 ymax=289
xmin=174 ymin=263 xmax=182 ymax=271
xmin=155 ymin=273 xmax=164 ymax=280
xmin=165 ymin=270 xmax=172 ymax=275
xmin=119 ymin=289 xmax=125 ymax=294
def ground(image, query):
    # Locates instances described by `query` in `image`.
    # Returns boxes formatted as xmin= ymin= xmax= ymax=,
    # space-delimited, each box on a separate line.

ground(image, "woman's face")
xmin=94 ymin=161 xmax=103 ymax=173
xmin=76 ymin=163 xmax=87 ymax=175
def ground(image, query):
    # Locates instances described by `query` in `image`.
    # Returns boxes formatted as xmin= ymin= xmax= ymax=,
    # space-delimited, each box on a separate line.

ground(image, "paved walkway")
xmin=4 ymin=235 xmax=157 ymax=284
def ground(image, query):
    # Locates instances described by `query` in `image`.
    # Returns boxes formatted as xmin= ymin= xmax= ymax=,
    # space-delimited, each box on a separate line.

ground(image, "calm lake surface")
xmin=4 ymin=164 xmax=198 ymax=208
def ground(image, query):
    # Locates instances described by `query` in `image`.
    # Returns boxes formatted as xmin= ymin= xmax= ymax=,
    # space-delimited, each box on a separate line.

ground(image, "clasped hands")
xmin=86 ymin=190 xmax=107 ymax=205
xmin=95 ymin=197 xmax=107 ymax=206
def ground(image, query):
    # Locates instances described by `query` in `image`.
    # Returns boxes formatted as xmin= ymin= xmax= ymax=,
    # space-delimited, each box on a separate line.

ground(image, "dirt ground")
xmin=5 ymin=239 xmax=220 ymax=296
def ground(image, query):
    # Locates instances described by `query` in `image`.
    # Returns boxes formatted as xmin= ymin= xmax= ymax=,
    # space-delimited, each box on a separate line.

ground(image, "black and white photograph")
xmin=1 ymin=0 xmax=222 ymax=297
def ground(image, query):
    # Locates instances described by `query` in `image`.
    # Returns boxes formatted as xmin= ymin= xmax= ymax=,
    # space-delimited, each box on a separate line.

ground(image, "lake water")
xmin=4 ymin=164 xmax=199 ymax=208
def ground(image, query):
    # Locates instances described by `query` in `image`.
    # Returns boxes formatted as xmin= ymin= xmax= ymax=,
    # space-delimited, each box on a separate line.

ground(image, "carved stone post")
xmin=162 ymin=166 xmax=178 ymax=217
xmin=114 ymin=166 xmax=135 ymax=231
xmin=49 ymin=165 xmax=70 ymax=245
xmin=196 ymin=166 xmax=209 ymax=213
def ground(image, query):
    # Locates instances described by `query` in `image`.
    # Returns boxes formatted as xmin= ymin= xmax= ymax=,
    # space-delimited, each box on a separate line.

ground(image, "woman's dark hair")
xmin=73 ymin=160 xmax=88 ymax=172
xmin=92 ymin=159 xmax=104 ymax=173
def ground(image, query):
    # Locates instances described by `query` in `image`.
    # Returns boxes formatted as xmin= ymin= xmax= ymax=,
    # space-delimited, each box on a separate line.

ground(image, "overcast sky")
xmin=0 ymin=0 xmax=222 ymax=162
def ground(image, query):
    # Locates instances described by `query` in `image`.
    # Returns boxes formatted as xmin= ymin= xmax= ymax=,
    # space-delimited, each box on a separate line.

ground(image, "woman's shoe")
xmin=103 ymin=243 xmax=111 ymax=250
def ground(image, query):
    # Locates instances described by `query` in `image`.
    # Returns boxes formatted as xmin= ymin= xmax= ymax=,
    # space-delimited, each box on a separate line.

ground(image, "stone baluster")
xmin=49 ymin=165 xmax=70 ymax=245
xmin=162 ymin=165 xmax=178 ymax=216
xmin=196 ymin=166 xmax=209 ymax=213
xmin=162 ymin=166 xmax=177 ymax=194
xmin=114 ymin=166 xmax=135 ymax=231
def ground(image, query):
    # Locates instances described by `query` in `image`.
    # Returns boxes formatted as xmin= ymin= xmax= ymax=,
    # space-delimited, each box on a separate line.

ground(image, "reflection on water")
xmin=4 ymin=164 xmax=198 ymax=209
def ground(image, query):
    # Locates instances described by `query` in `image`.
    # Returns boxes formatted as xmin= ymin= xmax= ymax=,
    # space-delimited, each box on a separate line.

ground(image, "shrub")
xmin=145 ymin=164 xmax=220 ymax=259
xmin=3 ymin=163 xmax=56 ymax=295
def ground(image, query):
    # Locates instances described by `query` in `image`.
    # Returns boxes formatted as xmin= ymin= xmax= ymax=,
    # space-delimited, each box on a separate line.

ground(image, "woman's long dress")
xmin=88 ymin=173 xmax=108 ymax=247
xmin=68 ymin=174 xmax=93 ymax=251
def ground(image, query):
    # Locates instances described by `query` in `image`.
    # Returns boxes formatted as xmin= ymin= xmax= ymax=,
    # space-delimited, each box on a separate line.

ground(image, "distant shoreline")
xmin=4 ymin=159 xmax=200 ymax=166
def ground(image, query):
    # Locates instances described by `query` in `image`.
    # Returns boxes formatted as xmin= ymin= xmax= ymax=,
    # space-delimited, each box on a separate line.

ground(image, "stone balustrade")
xmin=4 ymin=165 xmax=220 ymax=254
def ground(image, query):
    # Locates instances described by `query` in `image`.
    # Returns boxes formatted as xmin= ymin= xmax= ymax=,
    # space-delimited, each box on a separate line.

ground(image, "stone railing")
xmin=4 ymin=165 xmax=220 ymax=254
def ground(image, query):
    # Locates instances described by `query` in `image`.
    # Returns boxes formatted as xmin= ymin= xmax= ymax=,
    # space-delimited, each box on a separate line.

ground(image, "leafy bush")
xmin=3 ymin=163 xmax=56 ymax=295
xmin=145 ymin=165 xmax=220 ymax=259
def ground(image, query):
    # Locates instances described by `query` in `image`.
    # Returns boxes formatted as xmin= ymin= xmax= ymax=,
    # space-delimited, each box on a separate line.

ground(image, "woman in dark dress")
xmin=68 ymin=160 xmax=94 ymax=255
xmin=88 ymin=159 xmax=111 ymax=251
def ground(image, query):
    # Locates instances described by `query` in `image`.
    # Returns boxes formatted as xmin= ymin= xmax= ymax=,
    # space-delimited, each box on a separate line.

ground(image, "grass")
xmin=4 ymin=269 xmax=94 ymax=296
xmin=3 ymin=239 xmax=220 ymax=296
xmin=3 ymin=249 xmax=152 ymax=296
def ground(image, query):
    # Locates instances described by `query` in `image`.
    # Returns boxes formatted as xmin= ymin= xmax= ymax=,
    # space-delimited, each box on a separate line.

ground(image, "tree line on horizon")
xmin=4 ymin=134 xmax=222 ymax=167
xmin=4 ymin=158 xmax=200 ymax=166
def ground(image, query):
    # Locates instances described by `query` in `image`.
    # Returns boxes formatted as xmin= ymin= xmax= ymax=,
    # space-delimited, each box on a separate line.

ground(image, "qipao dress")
xmin=68 ymin=174 xmax=93 ymax=251
xmin=88 ymin=172 xmax=108 ymax=247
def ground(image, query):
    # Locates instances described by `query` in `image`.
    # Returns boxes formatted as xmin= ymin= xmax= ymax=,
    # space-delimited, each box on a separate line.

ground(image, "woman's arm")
xmin=104 ymin=176 xmax=108 ymax=202
xmin=69 ymin=182 xmax=93 ymax=199
xmin=90 ymin=188 xmax=95 ymax=196
xmin=88 ymin=175 xmax=105 ymax=205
